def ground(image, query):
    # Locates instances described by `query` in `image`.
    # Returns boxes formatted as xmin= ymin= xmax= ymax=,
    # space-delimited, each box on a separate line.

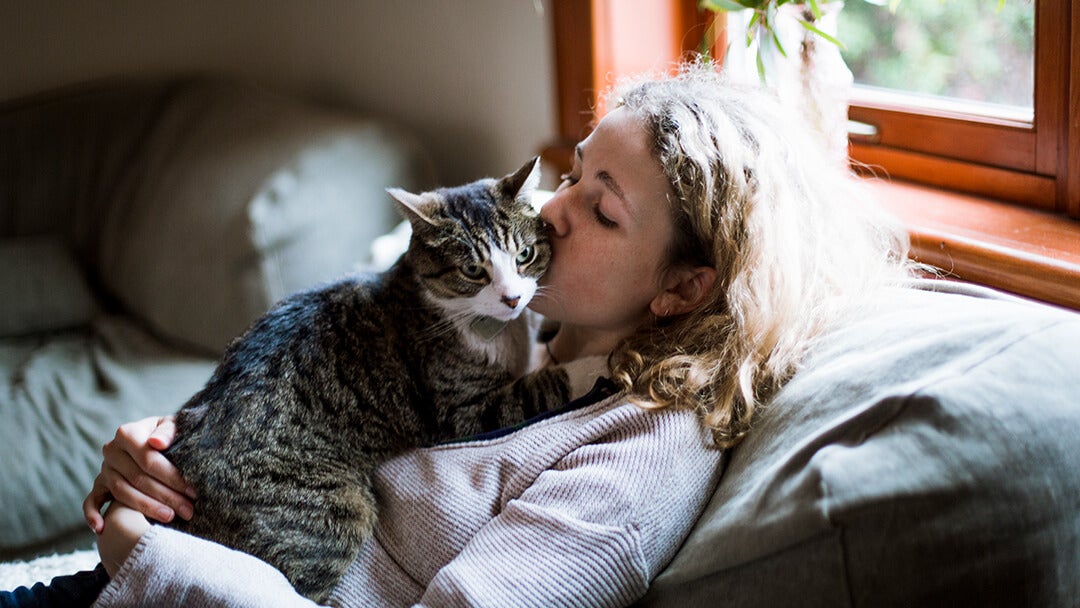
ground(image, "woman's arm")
xmin=93 ymin=524 xmax=322 ymax=608
xmin=97 ymin=504 xmax=151 ymax=576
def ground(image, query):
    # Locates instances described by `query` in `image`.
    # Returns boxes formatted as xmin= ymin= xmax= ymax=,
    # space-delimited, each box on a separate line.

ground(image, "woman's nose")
xmin=540 ymin=191 xmax=569 ymax=237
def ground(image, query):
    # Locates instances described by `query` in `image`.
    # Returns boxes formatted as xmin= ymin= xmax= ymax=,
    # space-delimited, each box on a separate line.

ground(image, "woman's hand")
xmin=83 ymin=416 xmax=196 ymax=533
xmin=98 ymin=503 xmax=152 ymax=577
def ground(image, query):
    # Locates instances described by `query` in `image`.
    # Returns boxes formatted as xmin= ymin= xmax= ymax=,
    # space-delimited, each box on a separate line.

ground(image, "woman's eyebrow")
xmin=577 ymin=143 xmax=633 ymax=218
xmin=596 ymin=171 xmax=628 ymax=206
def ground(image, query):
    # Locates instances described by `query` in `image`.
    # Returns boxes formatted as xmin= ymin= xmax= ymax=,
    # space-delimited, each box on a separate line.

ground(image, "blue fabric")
xmin=0 ymin=564 xmax=108 ymax=608
xmin=446 ymin=376 xmax=620 ymax=444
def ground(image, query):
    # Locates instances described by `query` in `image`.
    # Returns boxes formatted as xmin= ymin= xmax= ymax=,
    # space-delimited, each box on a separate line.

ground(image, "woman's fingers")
xmin=99 ymin=446 xmax=193 ymax=523
xmin=146 ymin=415 xmax=178 ymax=451
xmin=111 ymin=416 xmax=194 ymax=499
xmin=82 ymin=477 xmax=112 ymax=534
xmin=83 ymin=416 xmax=196 ymax=530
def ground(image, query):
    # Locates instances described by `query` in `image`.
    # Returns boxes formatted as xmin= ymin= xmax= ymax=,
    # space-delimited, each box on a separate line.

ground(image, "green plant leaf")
xmin=799 ymin=19 xmax=845 ymax=49
xmin=770 ymin=27 xmax=788 ymax=58
xmin=699 ymin=0 xmax=757 ymax=11
xmin=700 ymin=0 xmax=1013 ymax=63
xmin=746 ymin=10 xmax=762 ymax=46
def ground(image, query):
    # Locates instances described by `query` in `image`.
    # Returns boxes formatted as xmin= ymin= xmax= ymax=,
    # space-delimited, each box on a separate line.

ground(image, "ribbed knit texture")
xmin=94 ymin=392 xmax=724 ymax=608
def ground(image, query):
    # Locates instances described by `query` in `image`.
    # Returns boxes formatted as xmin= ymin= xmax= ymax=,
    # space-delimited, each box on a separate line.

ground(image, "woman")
xmin=13 ymin=60 xmax=913 ymax=607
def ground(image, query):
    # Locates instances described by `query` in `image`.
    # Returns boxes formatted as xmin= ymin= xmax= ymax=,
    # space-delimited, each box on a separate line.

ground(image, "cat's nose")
xmin=501 ymin=295 xmax=521 ymax=309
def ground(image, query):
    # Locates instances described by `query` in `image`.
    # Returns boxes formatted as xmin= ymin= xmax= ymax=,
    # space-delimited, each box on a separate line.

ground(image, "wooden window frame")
xmin=542 ymin=0 xmax=713 ymax=172
xmin=847 ymin=0 xmax=1075 ymax=215
xmin=543 ymin=0 xmax=1080 ymax=310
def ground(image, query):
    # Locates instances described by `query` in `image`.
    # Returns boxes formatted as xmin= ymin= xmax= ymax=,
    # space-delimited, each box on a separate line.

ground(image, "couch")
xmin=3 ymin=80 xmax=1079 ymax=607
xmin=0 ymin=78 xmax=433 ymax=559
xmin=641 ymin=280 xmax=1080 ymax=607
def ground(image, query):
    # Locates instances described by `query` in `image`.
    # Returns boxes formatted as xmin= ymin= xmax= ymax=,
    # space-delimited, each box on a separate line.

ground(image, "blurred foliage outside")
xmin=838 ymin=0 xmax=1035 ymax=110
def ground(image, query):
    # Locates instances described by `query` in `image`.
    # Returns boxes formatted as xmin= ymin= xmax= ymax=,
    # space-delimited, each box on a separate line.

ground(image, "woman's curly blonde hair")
xmin=607 ymin=59 xmax=915 ymax=449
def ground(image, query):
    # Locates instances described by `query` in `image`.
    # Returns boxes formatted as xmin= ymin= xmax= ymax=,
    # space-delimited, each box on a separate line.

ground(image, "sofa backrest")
xmin=0 ymin=79 xmax=434 ymax=353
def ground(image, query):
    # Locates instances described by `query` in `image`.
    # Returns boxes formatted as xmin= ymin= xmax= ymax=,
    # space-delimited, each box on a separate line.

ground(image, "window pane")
xmin=839 ymin=0 xmax=1035 ymax=118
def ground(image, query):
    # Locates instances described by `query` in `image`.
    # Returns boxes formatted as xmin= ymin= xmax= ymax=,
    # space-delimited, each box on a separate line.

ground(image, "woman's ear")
xmin=650 ymin=266 xmax=717 ymax=318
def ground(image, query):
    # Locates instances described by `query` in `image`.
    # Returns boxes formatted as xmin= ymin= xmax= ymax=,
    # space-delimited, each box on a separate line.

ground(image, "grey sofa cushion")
xmin=0 ymin=82 xmax=174 ymax=252
xmin=643 ymin=281 xmax=1080 ymax=607
xmin=0 ymin=317 xmax=217 ymax=554
xmin=0 ymin=236 xmax=97 ymax=337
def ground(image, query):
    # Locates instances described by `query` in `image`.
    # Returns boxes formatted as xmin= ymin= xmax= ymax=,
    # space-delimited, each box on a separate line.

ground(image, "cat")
xmin=163 ymin=157 xmax=588 ymax=602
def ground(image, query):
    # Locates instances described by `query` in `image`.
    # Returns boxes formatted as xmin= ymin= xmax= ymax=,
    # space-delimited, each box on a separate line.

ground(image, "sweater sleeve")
xmin=415 ymin=406 xmax=723 ymax=608
xmin=92 ymin=526 xmax=321 ymax=608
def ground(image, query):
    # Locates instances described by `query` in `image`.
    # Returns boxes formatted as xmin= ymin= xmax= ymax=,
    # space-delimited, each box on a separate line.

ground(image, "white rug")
xmin=0 ymin=549 xmax=100 ymax=591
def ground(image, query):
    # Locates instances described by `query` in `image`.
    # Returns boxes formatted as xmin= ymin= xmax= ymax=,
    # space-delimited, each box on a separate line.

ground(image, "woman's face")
xmin=531 ymin=107 xmax=676 ymax=336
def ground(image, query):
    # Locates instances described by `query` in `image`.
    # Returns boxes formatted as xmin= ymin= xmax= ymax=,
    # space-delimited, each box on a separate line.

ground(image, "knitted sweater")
xmin=93 ymin=385 xmax=724 ymax=608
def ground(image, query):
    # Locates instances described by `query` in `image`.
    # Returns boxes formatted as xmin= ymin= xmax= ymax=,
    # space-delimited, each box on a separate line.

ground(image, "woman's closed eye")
xmin=592 ymin=203 xmax=617 ymax=229
xmin=559 ymin=169 xmax=616 ymax=228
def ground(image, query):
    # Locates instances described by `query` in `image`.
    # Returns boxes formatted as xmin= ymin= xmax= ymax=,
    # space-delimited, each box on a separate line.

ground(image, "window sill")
xmin=867 ymin=179 xmax=1080 ymax=311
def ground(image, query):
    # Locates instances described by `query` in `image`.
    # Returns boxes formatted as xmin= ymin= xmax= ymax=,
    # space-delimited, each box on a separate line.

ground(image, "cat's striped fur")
xmin=164 ymin=158 xmax=575 ymax=602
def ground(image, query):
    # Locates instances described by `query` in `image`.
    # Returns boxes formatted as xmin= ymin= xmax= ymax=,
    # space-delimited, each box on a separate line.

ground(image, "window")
xmin=544 ymin=0 xmax=1079 ymax=308
xmin=542 ymin=0 xmax=707 ymax=173
xmin=842 ymin=1 xmax=1035 ymax=115
xmin=546 ymin=0 xmax=1075 ymax=214
xmin=841 ymin=0 xmax=1075 ymax=215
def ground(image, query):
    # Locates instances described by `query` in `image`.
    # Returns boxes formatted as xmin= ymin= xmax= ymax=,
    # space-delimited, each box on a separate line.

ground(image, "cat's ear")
xmin=387 ymin=188 xmax=439 ymax=228
xmin=497 ymin=156 xmax=542 ymax=203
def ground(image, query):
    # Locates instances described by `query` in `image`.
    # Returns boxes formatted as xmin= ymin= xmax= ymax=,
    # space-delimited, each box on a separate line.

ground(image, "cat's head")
xmin=387 ymin=157 xmax=550 ymax=323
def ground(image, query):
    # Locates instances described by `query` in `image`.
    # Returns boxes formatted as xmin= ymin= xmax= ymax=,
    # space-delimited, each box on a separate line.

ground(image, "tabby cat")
xmin=164 ymin=157 xmax=583 ymax=602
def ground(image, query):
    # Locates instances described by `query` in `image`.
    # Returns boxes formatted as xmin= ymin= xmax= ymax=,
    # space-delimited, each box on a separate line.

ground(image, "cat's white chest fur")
xmin=458 ymin=310 xmax=541 ymax=377
xmin=425 ymin=289 xmax=541 ymax=377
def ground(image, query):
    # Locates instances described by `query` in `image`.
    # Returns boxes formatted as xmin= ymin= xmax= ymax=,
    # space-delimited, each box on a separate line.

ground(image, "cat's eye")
xmin=460 ymin=263 xmax=486 ymax=280
xmin=516 ymin=246 xmax=536 ymax=266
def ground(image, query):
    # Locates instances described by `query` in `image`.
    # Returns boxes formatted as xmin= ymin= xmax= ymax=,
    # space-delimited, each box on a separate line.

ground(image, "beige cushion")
xmin=94 ymin=81 xmax=432 ymax=354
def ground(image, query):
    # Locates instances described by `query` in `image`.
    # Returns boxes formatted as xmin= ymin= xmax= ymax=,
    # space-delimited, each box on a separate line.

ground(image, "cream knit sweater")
xmin=94 ymin=385 xmax=724 ymax=608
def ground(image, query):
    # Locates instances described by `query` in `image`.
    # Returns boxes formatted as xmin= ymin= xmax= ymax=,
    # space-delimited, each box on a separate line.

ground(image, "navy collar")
xmin=441 ymin=377 xmax=620 ymax=444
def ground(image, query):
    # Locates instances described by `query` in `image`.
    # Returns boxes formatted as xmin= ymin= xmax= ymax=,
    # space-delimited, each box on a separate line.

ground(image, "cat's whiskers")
xmin=532 ymin=285 xmax=567 ymax=309
xmin=417 ymin=318 xmax=461 ymax=343
xmin=418 ymin=308 xmax=481 ymax=343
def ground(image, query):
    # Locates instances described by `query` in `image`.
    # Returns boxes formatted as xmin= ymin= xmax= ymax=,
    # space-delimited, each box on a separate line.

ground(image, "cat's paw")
xmin=562 ymin=355 xmax=610 ymax=400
